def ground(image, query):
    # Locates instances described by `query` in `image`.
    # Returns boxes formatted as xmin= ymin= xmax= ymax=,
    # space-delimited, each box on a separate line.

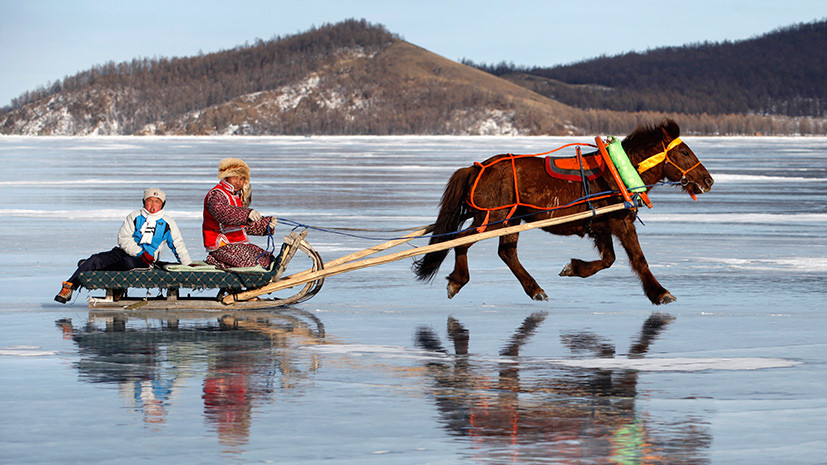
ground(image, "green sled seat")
xmin=78 ymin=246 xmax=285 ymax=292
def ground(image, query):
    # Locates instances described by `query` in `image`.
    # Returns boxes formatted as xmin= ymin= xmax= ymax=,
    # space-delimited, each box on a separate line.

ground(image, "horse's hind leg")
xmin=445 ymin=214 xmax=485 ymax=299
xmin=446 ymin=243 xmax=471 ymax=299
xmin=498 ymin=232 xmax=548 ymax=301
xmin=615 ymin=220 xmax=676 ymax=305
xmin=559 ymin=232 xmax=616 ymax=278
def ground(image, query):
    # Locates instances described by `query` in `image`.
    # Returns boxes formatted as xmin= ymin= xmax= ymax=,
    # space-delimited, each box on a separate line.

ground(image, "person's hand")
xmin=268 ymin=217 xmax=278 ymax=231
xmin=139 ymin=251 xmax=154 ymax=265
xmin=248 ymin=209 xmax=262 ymax=222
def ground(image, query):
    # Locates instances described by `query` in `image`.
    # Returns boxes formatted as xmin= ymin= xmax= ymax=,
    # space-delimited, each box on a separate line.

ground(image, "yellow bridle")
xmin=636 ymin=137 xmax=684 ymax=173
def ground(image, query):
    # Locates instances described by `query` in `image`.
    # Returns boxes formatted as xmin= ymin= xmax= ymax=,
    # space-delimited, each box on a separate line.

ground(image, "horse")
xmin=412 ymin=119 xmax=714 ymax=304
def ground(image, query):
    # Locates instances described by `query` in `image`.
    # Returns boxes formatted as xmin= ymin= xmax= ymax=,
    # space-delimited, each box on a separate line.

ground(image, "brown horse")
xmin=413 ymin=119 xmax=714 ymax=304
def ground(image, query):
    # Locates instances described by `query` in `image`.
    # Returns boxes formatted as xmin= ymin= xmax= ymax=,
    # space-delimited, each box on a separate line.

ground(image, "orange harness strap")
xmin=468 ymin=143 xmax=598 ymax=233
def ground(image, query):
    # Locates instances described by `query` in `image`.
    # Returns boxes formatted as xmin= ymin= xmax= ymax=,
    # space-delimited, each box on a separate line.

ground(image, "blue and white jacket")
xmin=117 ymin=209 xmax=193 ymax=265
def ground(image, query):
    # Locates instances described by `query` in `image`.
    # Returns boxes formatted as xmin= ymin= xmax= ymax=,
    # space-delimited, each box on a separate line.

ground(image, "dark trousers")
xmin=67 ymin=247 xmax=145 ymax=288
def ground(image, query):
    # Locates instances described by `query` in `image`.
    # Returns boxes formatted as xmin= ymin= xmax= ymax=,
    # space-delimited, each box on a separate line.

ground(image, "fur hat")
xmin=218 ymin=158 xmax=252 ymax=207
xmin=143 ymin=187 xmax=166 ymax=203
xmin=218 ymin=158 xmax=250 ymax=181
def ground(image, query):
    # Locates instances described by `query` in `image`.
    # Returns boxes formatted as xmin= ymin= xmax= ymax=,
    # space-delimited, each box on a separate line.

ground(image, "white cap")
xmin=143 ymin=188 xmax=166 ymax=202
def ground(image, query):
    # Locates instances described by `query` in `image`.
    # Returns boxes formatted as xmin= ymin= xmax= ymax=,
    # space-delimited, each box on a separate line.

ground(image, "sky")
xmin=1 ymin=0 xmax=824 ymax=107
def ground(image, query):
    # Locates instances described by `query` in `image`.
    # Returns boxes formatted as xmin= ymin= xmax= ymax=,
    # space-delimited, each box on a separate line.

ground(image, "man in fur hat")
xmin=55 ymin=188 xmax=193 ymax=303
xmin=202 ymin=158 xmax=279 ymax=270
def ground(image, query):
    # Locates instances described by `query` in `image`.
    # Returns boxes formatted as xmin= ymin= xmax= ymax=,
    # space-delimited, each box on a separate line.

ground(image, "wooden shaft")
xmin=275 ymin=227 xmax=430 ymax=283
xmin=318 ymin=226 xmax=430 ymax=268
xmin=224 ymin=202 xmax=629 ymax=303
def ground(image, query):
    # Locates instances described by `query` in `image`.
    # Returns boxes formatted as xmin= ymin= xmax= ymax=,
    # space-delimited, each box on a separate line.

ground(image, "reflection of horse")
xmin=415 ymin=313 xmax=711 ymax=462
xmin=414 ymin=120 xmax=714 ymax=303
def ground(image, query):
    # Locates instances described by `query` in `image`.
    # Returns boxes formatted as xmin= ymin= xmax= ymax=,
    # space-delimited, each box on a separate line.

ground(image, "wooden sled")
xmin=78 ymin=229 xmax=324 ymax=310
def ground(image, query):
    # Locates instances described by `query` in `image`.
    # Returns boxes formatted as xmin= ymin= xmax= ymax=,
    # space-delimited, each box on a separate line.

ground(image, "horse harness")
xmin=468 ymin=137 xmax=695 ymax=232
xmin=637 ymin=137 xmax=702 ymax=187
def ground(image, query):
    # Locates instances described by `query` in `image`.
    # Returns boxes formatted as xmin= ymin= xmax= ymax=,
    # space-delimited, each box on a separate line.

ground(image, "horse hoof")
xmin=658 ymin=293 xmax=677 ymax=305
xmin=532 ymin=291 xmax=549 ymax=301
xmin=559 ymin=264 xmax=572 ymax=277
xmin=446 ymin=283 xmax=460 ymax=299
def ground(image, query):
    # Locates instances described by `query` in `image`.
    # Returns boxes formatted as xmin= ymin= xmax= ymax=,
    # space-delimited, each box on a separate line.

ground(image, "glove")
xmin=139 ymin=251 xmax=155 ymax=266
xmin=248 ymin=209 xmax=262 ymax=222
xmin=268 ymin=217 xmax=278 ymax=231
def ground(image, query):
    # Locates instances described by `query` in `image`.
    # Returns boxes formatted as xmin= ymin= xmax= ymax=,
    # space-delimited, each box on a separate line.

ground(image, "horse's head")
xmin=624 ymin=120 xmax=714 ymax=199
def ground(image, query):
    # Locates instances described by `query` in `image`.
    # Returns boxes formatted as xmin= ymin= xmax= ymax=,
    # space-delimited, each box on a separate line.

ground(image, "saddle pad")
xmin=545 ymin=154 xmax=605 ymax=182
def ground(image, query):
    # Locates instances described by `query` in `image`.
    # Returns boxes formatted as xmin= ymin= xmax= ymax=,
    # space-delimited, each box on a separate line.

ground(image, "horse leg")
xmin=498 ymin=232 xmax=548 ymax=301
xmin=446 ymin=244 xmax=471 ymax=299
xmin=559 ymin=232 xmax=616 ymax=278
xmin=615 ymin=220 xmax=676 ymax=305
xmin=445 ymin=213 xmax=488 ymax=299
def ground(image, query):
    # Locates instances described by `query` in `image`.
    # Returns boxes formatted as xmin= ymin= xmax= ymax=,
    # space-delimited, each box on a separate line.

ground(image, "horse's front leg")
xmin=498 ymin=232 xmax=548 ymax=301
xmin=559 ymin=232 xmax=615 ymax=278
xmin=615 ymin=220 xmax=676 ymax=305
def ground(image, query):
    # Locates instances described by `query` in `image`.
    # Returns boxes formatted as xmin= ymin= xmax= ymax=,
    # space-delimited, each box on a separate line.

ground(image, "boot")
xmin=54 ymin=281 xmax=74 ymax=304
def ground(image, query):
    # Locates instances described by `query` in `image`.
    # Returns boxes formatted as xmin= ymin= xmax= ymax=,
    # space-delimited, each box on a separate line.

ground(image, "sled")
xmin=78 ymin=229 xmax=324 ymax=310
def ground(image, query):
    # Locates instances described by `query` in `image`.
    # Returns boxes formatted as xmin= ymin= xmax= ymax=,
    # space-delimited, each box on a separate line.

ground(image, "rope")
xmin=268 ymin=181 xmax=678 ymax=244
xmin=254 ymin=221 xmax=281 ymax=265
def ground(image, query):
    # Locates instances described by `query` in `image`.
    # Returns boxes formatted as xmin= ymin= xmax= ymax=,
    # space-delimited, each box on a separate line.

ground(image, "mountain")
xmin=482 ymin=19 xmax=827 ymax=119
xmin=1 ymin=19 xmax=823 ymax=136
xmin=0 ymin=19 xmax=581 ymax=136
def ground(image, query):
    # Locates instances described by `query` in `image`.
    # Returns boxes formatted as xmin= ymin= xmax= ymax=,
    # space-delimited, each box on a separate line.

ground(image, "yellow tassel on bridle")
xmin=637 ymin=137 xmax=683 ymax=173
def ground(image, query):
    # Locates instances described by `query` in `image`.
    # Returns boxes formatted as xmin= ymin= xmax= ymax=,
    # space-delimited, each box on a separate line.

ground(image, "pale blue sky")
xmin=2 ymin=0 xmax=824 ymax=107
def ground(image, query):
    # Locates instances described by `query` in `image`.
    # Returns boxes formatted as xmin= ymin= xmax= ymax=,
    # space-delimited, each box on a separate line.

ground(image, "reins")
xmin=264 ymin=137 xmax=699 ymax=243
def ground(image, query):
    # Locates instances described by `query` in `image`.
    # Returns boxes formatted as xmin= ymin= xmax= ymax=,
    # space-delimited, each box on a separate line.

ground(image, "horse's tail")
xmin=413 ymin=166 xmax=478 ymax=281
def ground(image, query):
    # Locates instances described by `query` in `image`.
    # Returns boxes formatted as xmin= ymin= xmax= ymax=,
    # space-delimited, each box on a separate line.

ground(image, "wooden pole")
xmin=224 ymin=202 xmax=629 ymax=303
xmin=274 ymin=227 xmax=430 ymax=284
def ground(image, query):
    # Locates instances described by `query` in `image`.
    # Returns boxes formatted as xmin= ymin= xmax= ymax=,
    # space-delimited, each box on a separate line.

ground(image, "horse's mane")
xmin=622 ymin=119 xmax=680 ymax=154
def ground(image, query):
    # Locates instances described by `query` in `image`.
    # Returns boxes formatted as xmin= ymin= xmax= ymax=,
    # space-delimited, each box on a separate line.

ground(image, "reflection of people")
xmin=54 ymin=188 xmax=192 ymax=303
xmin=202 ymin=158 xmax=278 ymax=269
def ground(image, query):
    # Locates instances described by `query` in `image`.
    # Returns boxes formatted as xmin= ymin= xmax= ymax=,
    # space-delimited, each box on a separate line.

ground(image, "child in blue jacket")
xmin=55 ymin=188 xmax=192 ymax=303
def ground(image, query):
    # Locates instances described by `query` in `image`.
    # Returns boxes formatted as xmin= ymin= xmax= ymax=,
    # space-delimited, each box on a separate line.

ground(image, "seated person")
xmin=55 ymin=188 xmax=193 ymax=303
xmin=203 ymin=158 xmax=278 ymax=270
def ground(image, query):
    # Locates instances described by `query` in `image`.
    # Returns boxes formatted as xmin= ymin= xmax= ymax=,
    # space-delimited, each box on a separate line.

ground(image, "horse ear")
xmin=661 ymin=119 xmax=680 ymax=140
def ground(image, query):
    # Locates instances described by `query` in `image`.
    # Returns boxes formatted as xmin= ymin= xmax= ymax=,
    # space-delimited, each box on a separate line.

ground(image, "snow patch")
xmin=1 ymin=346 xmax=58 ymax=357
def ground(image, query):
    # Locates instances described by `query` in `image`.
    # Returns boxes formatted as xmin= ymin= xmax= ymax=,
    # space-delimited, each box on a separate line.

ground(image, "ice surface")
xmin=0 ymin=136 xmax=825 ymax=464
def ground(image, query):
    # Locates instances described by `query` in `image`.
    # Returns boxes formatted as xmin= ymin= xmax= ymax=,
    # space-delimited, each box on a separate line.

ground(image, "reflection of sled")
xmin=83 ymin=307 xmax=326 ymax=341
xmin=78 ymin=229 xmax=324 ymax=310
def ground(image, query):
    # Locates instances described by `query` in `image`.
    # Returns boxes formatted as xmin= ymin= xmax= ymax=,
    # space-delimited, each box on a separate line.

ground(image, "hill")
xmin=1 ymin=19 xmax=823 ymax=136
xmin=477 ymin=19 xmax=826 ymax=119
xmin=0 ymin=19 xmax=583 ymax=136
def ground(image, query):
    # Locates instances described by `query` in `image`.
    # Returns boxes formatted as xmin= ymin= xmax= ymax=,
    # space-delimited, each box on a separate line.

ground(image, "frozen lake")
xmin=1 ymin=135 xmax=825 ymax=464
